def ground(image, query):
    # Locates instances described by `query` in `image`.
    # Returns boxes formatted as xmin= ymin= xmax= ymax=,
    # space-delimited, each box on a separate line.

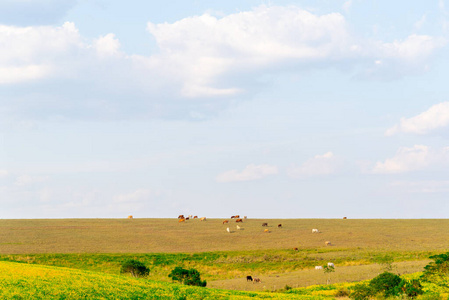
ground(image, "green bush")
xmin=421 ymin=252 xmax=449 ymax=291
xmin=168 ymin=266 xmax=207 ymax=287
xmin=369 ymin=271 xmax=402 ymax=297
xmin=120 ymin=259 xmax=150 ymax=277
xmin=334 ymin=288 xmax=350 ymax=297
xmin=398 ymin=279 xmax=423 ymax=298
xmin=349 ymin=283 xmax=374 ymax=300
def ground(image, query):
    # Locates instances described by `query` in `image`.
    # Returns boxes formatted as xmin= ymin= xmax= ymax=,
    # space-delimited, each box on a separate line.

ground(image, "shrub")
xmin=120 ymin=259 xmax=150 ymax=277
xmin=397 ymin=279 xmax=423 ymax=298
xmin=369 ymin=271 xmax=402 ymax=297
xmin=334 ymin=288 xmax=350 ymax=297
xmin=349 ymin=283 xmax=374 ymax=300
xmin=421 ymin=252 xmax=449 ymax=291
xmin=168 ymin=266 xmax=206 ymax=287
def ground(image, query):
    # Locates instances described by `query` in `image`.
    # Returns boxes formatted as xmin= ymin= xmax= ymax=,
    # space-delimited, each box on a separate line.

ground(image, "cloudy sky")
xmin=1 ymin=0 xmax=449 ymax=219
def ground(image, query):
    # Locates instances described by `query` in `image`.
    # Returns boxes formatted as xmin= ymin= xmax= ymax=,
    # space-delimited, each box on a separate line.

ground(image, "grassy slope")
xmin=0 ymin=261 xmax=329 ymax=300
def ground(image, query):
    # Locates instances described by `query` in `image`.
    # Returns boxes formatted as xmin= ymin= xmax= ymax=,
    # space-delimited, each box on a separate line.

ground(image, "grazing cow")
xmin=262 ymin=222 xmax=268 ymax=227
xmin=188 ymin=215 xmax=193 ymax=219
xmin=253 ymin=278 xmax=261 ymax=283
xmin=178 ymin=215 xmax=184 ymax=219
xmin=246 ymin=275 xmax=253 ymax=282
xmin=227 ymin=227 xmax=231 ymax=233
xmin=178 ymin=218 xmax=185 ymax=223
xmin=343 ymin=217 xmax=347 ymax=219
xmin=312 ymin=228 xmax=319 ymax=233
xmin=235 ymin=218 xmax=243 ymax=223
xmin=293 ymin=247 xmax=299 ymax=251
xmin=236 ymin=225 xmax=241 ymax=230
xmin=327 ymin=262 xmax=335 ymax=268
xmin=315 ymin=266 xmax=323 ymax=270
xmin=277 ymin=224 xmax=282 ymax=228
xmin=185 ymin=217 xmax=190 ymax=220
xmin=231 ymin=216 xmax=236 ymax=219
xmin=243 ymin=216 xmax=247 ymax=220
xmin=325 ymin=241 xmax=332 ymax=246
xmin=223 ymin=220 xmax=229 ymax=224
xmin=264 ymin=229 xmax=270 ymax=233
xmin=200 ymin=217 xmax=206 ymax=221
xmin=193 ymin=216 xmax=198 ymax=219
xmin=127 ymin=215 xmax=133 ymax=219
xmin=235 ymin=215 xmax=240 ymax=218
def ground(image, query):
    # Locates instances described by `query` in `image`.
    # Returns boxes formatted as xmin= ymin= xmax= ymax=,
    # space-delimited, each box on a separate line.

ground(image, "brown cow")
xmin=262 ymin=222 xmax=268 ymax=227
xmin=231 ymin=216 xmax=235 ymax=219
xmin=253 ymin=278 xmax=261 ymax=283
xmin=185 ymin=217 xmax=190 ymax=220
xmin=293 ymin=247 xmax=299 ymax=251
xmin=127 ymin=215 xmax=133 ymax=219
xmin=343 ymin=217 xmax=347 ymax=219
xmin=178 ymin=218 xmax=185 ymax=223
xmin=264 ymin=229 xmax=270 ymax=233
xmin=223 ymin=220 xmax=229 ymax=224
xmin=235 ymin=218 xmax=243 ymax=223
xmin=200 ymin=217 xmax=206 ymax=221
xmin=178 ymin=215 xmax=184 ymax=219
xmin=193 ymin=216 xmax=198 ymax=219
xmin=234 ymin=215 xmax=240 ymax=218
xmin=277 ymin=224 xmax=282 ymax=228
xmin=325 ymin=241 xmax=332 ymax=246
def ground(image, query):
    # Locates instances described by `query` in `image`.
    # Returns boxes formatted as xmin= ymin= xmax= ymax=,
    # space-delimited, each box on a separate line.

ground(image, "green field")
xmin=0 ymin=218 xmax=448 ymax=299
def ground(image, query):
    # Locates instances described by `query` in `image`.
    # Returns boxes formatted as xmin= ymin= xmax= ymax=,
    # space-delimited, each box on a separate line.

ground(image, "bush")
xmin=334 ymin=288 xmax=350 ymax=297
xmin=421 ymin=252 xmax=449 ymax=291
xmin=398 ymin=279 xmax=423 ymax=298
xmin=369 ymin=271 xmax=402 ymax=297
xmin=120 ymin=259 xmax=150 ymax=277
xmin=350 ymin=283 xmax=374 ymax=300
xmin=168 ymin=267 xmax=206 ymax=287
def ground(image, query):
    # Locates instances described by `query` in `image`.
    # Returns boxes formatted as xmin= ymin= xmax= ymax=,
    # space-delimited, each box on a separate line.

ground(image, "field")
xmin=1 ymin=218 xmax=448 ymax=298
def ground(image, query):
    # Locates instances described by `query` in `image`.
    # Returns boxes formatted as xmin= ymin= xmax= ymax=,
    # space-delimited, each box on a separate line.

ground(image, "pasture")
xmin=0 ymin=218 xmax=448 ymax=296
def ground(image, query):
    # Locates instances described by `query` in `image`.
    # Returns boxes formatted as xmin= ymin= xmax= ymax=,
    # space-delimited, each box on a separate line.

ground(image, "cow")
xmin=293 ymin=247 xmax=299 ymax=251
xmin=227 ymin=227 xmax=231 ymax=233
xmin=243 ymin=216 xmax=247 ymax=220
xmin=223 ymin=220 xmax=229 ymax=224
xmin=178 ymin=215 xmax=184 ymax=219
xmin=234 ymin=215 xmax=240 ymax=218
xmin=327 ymin=262 xmax=335 ymax=268
xmin=185 ymin=217 xmax=190 ymax=220
xmin=193 ymin=216 xmax=198 ymax=219
xmin=200 ymin=217 xmax=206 ymax=221
xmin=178 ymin=218 xmax=185 ymax=223
xmin=262 ymin=223 xmax=268 ymax=227
xmin=253 ymin=278 xmax=261 ymax=283
xmin=188 ymin=215 xmax=193 ymax=219
xmin=312 ymin=228 xmax=320 ymax=233
xmin=235 ymin=218 xmax=243 ymax=223
xmin=277 ymin=224 xmax=282 ymax=228
xmin=236 ymin=225 xmax=241 ymax=230
xmin=315 ymin=266 xmax=323 ymax=270
xmin=343 ymin=217 xmax=347 ymax=219
xmin=325 ymin=241 xmax=332 ymax=246
xmin=264 ymin=229 xmax=270 ymax=233
xmin=246 ymin=275 xmax=253 ymax=282
xmin=127 ymin=215 xmax=133 ymax=219
xmin=231 ymin=216 xmax=236 ymax=219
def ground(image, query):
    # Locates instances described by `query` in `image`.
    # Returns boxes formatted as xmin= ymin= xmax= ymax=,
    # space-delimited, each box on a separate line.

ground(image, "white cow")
xmin=227 ymin=227 xmax=231 ymax=233
xmin=327 ymin=262 xmax=335 ymax=268
xmin=236 ymin=225 xmax=241 ymax=230
xmin=312 ymin=228 xmax=320 ymax=233
xmin=315 ymin=266 xmax=323 ymax=270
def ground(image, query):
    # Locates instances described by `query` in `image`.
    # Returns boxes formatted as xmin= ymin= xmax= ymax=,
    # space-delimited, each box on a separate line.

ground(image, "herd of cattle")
xmin=173 ymin=214 xmax=346 ymax=282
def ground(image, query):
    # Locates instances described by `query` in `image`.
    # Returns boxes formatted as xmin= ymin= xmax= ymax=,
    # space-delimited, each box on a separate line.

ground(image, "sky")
xmin=1 ymin=0 xmax=449 ymax=219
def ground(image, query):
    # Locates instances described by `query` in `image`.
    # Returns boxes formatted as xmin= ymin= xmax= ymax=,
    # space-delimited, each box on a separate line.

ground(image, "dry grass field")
xmin=0 ymin=218 xmax=447 ymax=292
xmin=1 ymin=218 xmax=448 ymax=253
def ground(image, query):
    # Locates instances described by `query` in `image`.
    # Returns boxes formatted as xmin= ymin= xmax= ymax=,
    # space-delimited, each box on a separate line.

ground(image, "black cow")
xmin=246 ymin=275 xmax=253 ymax=282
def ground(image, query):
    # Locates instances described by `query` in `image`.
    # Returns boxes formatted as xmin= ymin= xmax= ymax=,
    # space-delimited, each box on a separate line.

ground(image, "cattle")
xmin=246 ymin=275 xmax=253 ymax=282
xmin=234 ymin=215 xmax=240 ymax=218
xmin=343 ymin=217 xmax=347 ymax=219
xmin=185 ymin=217 xmax=190 ymax=220
xmin=236 ymin=225 xmax=241 ymax=230
xmin=264 ymin=229 xmax=270 ymax=233
xmin=231 ymin=216 xmax=236 ymax=219
xmin=127 ymin=215 xmax=133 ymax=219
xmin=243 ymin=216 xmax=247 ymax=220
xmin=253 ymin=278 xmax=261 ymax=283
xmin=327 ymin=262 xmax=335 ymax=268
xmin=188 ymin=215 xmax=193 ymax=219
xmin=293 ymin=247 xmax=299 ymax=251
xmin=227 ymin=227 xmax=231 ymax=233
xmin=200 ymin=217 xmax=206 ymax=221
xmin=277 ymin=224 xmax=282 ymax=228
xmin=235 ymin=218 xmax=243 ymax=223
xmin=262 ymin=223 xmax=268 ymax=227
xmin=193 ymin=216 xmax=198 ymax=219
xmin=223 ymin=220 xmax=229 ymax=224
xmin=325 ymin=241 xmax=332 ymax=246
xmin=315 ymin=266 xmax=323 ymax=270
xmin=178 ymin=218 xmax=185 ymax=223
xmin=178 ymin=215 xmax=184 ymax=219
xmin=312 ymin=228 xmax=320 ymax=233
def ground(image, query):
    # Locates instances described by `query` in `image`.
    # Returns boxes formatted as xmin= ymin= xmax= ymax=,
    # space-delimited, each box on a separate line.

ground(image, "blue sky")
xmin=1 ymin=0 xmax=449 ymax=218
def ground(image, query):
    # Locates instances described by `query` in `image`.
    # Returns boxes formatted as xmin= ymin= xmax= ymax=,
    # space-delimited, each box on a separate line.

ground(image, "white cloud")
xmin=216 ymin=164 xmax=278 ymax=183
xmin=0 ymin=170 xmax=8 ymax=177
xmin=288 ymin=151 xmax=341 ymax=178
xmin=390 ymin=180 xmax=449 ymax=193
xmin=372 ymin=145 xmax=449 ymax=174
xmin=386 ymin=102 xmax=449 ymax=135
xmin=15 ymin=174 xmax=49 ymax=186
xmin=93 ymin=33 xmax=122 ymax=58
